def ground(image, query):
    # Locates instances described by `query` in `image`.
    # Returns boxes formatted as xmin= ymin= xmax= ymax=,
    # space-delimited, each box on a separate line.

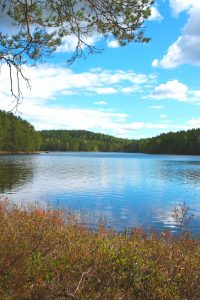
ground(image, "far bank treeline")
xmin=0 ymin=110 xmax=200 ymax=155
xmin=0 ymin=110 xmax=41 ymax=152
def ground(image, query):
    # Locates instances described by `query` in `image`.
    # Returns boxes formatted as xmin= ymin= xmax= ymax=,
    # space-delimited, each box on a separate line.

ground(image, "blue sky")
xmin=1 ymin=0 xmax=200 ymax=139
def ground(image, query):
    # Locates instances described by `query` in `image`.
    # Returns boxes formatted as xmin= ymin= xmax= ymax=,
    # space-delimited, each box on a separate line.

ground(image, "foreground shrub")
xmin=0 ymin=200 xmax=200 ymax=299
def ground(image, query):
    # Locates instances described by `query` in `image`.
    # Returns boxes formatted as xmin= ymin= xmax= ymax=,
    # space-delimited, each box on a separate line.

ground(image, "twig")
xmin=74 ymin=266 xmax=92 ymax=295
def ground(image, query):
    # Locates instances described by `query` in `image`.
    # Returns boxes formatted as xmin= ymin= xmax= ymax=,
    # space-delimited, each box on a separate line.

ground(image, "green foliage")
xmin=0 ymin=110 xmax=41 ymax=152
xmin=138 ymin=129 xmax=200 ymax=155
xmin=40 ymin=128 xmax=200 ymax=155
xmin=0 ymin=0 xmax=153 ymax=65
xmin=1 ymin=110 xmax=199 ymax=154
xmin=0 ymin=0 xmax=153 ymax=102
xmin=0 ymin=200 xmax=200 ymax=299
xmin=40 ymin=129 xmax=136 ymax=152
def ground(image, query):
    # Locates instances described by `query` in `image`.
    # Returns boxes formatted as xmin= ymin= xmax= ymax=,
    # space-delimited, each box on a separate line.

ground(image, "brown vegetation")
xmin=0 ymin=200 xmax=200 ymax=299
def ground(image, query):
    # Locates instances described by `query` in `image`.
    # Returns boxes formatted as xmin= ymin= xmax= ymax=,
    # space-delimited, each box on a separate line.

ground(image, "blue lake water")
xmin=0 ymin=152 xmax=200 ymax=234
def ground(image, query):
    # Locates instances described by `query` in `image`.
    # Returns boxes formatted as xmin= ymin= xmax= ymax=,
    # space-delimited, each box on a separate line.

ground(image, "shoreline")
xmin=0 ymin=151 xmax=41 ymax=155
xmin=0 ymin=150 xmax=200 ymax=156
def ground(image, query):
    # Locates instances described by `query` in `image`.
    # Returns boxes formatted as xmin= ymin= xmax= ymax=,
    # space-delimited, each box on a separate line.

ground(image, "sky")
xmin=0 ymin=0 xmax=200 ymax=139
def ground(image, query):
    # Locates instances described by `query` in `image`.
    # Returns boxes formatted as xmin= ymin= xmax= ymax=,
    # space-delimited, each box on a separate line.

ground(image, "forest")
xmin=0 ymin=110 xmax=200 ymax=155
xmin=0 ymin=110 xmax=41 ymax=152
xmin=40 ymin=129 xmax=200 ymax=155
xmin=39 ymin=130 xmax=136 ymax=152
xmin=138 ymin=129 xmax=200 ymax=155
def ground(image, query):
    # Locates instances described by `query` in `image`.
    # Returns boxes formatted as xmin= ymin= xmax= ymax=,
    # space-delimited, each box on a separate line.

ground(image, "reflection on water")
xmin=0 ymin=153 xmax=200 ymax=234
xmin=0 ymin=156 xmax=33 ymax=194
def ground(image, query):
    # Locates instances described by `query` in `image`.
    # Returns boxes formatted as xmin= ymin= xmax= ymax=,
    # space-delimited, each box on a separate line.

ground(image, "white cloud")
xmin=95 ymin=101 xmax=107 ymax=105
xmin=107 ymin=40 xmax=120 ymax=49
xmin=122 ymin=122 xmax=145 ymax=130
xmin=149 ymin=6 xmax=163 ymax=21
xmin=186 ymin=118 xmax=200 ymax=127
xmin=0 ymin=90 xmax=172 ymax=137
xmin=149 ymin=105 xmax=164 ymax=109
xmin=22 ymin=106 xmax=129 ymax=132
xmin=57 ymin=34 xmax=100 ymax=53
xmin=153 ymin=1 xmax=200 ymax=68
xmin=145 ymin=123 xmax=168 ymax=129
xmin=169 ymin=0 xmax=200 ymax=15
xmin=88 ymin=87 xmax=117 ymax=95
xmin=108 ymin=120 xmax=200 ymax=138
xmin=159 ymin=114 xmax=168 ymax=119
xmin=121 ymin=122 xmax=169 ymax=131
xmin=117 ymin=120 xmax=200 ymax=137
xmin=152 ymin=59 xmax=159 ymax=68
xmin=150 ymin=80 xmax=188 ymax=100
xmin=0 ymin=63 xmax=162 ymax=137
xmin=1 ymin=84 xmax=196 ymax=137
xmin=121 ymin=86 xmax=138 ymax=94
xmin=190 ymin=90 xmax=200 ymax=98
xmin=149 ymin=80 xmax=200 ymax=104
xmin=1 ymin=63 xmax=199 ymax=138
xmin=0 ymin=64 xmax=153 ymax=104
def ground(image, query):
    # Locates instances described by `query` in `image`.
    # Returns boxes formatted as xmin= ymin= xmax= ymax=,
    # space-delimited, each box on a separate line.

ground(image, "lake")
xmin=0 ymin=152 xmax=200 ymax=234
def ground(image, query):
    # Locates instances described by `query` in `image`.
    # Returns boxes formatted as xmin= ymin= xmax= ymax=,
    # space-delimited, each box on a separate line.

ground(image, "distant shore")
xmin=0 ymin=151 xmax=41 ymax=155
xmin=1 ymin=150 xmax=200 ymax=156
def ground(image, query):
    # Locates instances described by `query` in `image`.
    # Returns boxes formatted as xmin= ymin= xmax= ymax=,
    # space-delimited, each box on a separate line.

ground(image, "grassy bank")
xmin=0 ymin=200 xmax=200 ymax=300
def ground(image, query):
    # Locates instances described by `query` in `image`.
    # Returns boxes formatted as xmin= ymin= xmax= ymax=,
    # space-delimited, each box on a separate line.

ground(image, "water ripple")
xmin=0 ymin=152 xmax=200 ymax=233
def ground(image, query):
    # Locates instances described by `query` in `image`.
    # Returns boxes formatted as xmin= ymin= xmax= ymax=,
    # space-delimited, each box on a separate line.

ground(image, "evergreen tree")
xmin=0 ymin=110 xmax=41 ymax=152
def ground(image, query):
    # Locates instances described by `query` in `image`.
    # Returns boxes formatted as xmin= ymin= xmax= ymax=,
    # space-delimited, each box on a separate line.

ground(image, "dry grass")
xmin=0 ymin=200 xmax=200 ymax=300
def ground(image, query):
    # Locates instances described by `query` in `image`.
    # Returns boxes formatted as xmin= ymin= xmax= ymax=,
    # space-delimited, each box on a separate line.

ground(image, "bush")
xmin=0 ymin=200 xmax=200 ymax=299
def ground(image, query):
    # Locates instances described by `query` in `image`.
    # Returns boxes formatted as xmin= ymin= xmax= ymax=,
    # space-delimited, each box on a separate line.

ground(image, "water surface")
xmin=0 ymin=152 xmax=200 ymax=233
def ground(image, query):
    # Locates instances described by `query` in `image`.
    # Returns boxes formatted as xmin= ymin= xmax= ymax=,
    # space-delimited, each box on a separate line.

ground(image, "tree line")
xmin=138 ymin=130 xmax=200 ymax=155
xmin=0 ymin=110 xmax=200 ymax=155
xmin=39 ymin=130 xmax=135 ymax=152
xmin=40 ymin=128 xmax=200 ymax=155
xmin=0 ymin=110 xmax=41 ymax=152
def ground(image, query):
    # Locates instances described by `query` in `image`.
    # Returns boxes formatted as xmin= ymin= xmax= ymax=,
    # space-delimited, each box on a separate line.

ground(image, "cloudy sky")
xmin=1 ymin=0 xmax=200 ymax=139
